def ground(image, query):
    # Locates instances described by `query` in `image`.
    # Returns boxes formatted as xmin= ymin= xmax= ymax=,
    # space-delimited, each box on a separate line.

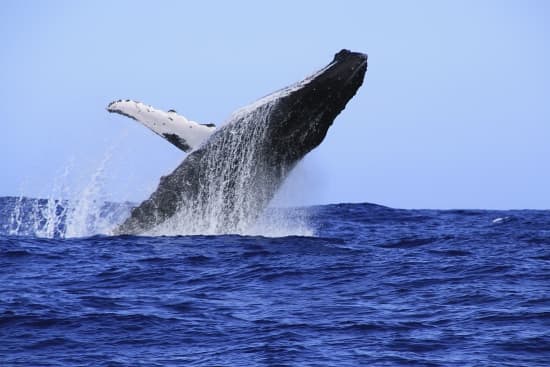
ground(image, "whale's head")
xmin=263 ymin=49 xmax=368 ymax=165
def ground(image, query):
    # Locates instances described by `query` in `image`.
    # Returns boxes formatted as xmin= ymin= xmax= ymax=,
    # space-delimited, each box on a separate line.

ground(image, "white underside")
xmin=107 ymin=100 xmax=215 ymax=152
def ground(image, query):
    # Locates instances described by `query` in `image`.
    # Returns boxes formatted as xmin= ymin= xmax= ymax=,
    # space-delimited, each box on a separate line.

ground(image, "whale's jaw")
xmin=115 ymin=50 xmax=368 ymax=235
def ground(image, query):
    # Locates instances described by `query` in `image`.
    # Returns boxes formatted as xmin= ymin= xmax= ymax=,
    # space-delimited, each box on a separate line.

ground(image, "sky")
xmin=1 ymin=0 xmax=549 ymax=209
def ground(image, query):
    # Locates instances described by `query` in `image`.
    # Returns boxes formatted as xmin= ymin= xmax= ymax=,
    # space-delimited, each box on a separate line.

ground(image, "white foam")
xmin=492 ymin=217 xmax=510 ymax=224
xmin=7 ymin=145 xmax=125 ymax=238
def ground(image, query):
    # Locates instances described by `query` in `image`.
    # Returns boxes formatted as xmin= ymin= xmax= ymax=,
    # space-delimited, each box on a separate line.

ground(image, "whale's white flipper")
xmin=107 ymin=99 xmax=216 ymax=152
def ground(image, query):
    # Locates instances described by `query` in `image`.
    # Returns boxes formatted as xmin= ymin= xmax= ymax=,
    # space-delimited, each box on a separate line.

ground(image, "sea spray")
xmin=7 ymin=196 xmax=24 ymax=236
xmin=248 ymin=206 xmax=315 ymax=237
xmin=34 ymin=162 xmax=72 ymax=238
xmin=6 ymin=197 xmax=67 ymax=238
xmin=7 ymin=164 xmax=72 ymax=238
xmin=146 ymin=101 xmax=313 ymax=236
xmin=5 ymin=145 xmax=130 ymax=238
xmin=64 ymin=149 xmax=113 ymax=237
xmin=5 ymin=117 xmax=312 ymax=237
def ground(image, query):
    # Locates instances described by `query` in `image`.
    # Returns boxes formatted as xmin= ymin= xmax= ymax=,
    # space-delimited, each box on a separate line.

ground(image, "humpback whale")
xmin=109 ymin=49 xmax=367 ymax=235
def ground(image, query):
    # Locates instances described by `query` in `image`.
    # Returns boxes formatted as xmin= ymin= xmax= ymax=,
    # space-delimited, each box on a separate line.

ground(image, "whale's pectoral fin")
xmin=107 ymin=99 xmax=216 ymax=152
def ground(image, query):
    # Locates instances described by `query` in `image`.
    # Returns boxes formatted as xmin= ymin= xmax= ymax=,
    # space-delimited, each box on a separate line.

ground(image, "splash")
xmin=145 ymin=101 xmax=314 ymax=237
xmin=7 ymin=105 xmax=315 ymax=238
xmin=64 ymin=150 xmax=116 ymax=237
xmin=5 ymin=122 xmax=313 ymax=238
xmin=7 ymin=196 xmax=25 ymax=236
xmin=248 ymin=207 xmax=315 ymax=237
xmin=7 ymin=164 xmax=72 ymax=238
xmin=6 ymin=147 xmax=130 ymax=238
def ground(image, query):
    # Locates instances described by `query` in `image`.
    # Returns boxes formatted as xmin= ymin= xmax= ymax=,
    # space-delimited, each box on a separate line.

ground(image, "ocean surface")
xmin=1 ymin=197 xmax=548 ymax=366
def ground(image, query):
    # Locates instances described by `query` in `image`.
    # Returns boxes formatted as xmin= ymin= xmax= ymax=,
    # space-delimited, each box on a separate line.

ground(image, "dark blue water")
xmin=1 ymin=197 xmax=549 ymax=366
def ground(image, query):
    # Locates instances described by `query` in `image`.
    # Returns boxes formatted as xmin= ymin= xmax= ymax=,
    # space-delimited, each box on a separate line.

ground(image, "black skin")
xmin=162 ymin=133 xmax=191 ymax=152
xmin=116 ymin=49 xmax=368 ymax=235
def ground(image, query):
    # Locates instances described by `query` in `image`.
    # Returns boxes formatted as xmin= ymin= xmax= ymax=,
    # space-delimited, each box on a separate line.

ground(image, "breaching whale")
xmin=109 ymin=49 xmax=367 ymax=235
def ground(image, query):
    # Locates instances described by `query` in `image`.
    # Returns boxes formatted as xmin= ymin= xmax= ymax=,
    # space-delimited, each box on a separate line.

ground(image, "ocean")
xmin=0 ymin=197 xmax=548 ymax=366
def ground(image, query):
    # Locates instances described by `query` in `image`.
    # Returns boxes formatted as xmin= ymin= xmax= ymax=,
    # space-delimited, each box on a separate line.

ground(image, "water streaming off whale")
xmin=151 ymin=102 xmax=288 ymax=235
xmin=117 ymin=50 xmax=368 ymax=235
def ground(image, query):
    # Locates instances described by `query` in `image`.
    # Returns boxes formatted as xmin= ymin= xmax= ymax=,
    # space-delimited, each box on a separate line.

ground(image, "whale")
xmin=110 ymin=49 xmax=368 ymax=235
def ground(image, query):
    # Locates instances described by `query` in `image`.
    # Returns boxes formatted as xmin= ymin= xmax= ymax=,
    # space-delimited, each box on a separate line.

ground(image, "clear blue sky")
xmin=1 ymin=0 xmax=549 ymax=209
